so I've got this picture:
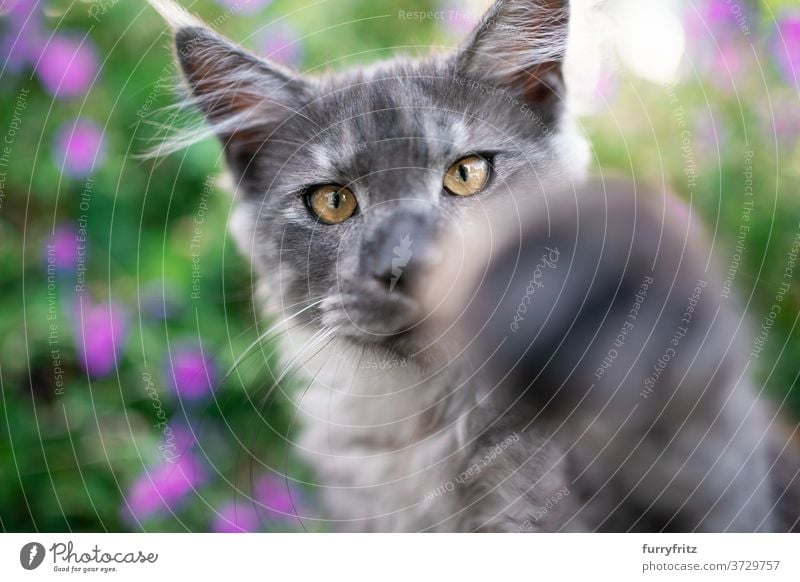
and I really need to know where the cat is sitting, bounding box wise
[148,0,799,531]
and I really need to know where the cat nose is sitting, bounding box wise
[363,211,443,294]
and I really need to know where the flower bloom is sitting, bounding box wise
[73,299,127,378]
[36,33,98,98]
[166,346,217,400]
[684,0,751,41]
[682,0,755,91]
[124,455,206,521]
[53,118,105,178]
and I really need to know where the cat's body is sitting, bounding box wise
[149,0,800,531]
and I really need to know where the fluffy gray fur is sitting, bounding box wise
[149,0,799,531]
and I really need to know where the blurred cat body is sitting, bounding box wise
[149,0,799,531]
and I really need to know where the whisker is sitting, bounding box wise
[222,298,326,384]
[248,320,334,423]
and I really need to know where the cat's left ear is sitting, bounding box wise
[148,1,311,175]
[456,0,569,105]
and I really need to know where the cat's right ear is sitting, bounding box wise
[455,0,569,106]
[148,0,311,173]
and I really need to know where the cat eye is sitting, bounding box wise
[443,155,490,197]
[307,185,358,224]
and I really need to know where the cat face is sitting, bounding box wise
[161,0,587,356]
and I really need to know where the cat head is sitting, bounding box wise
[151,0,588,358]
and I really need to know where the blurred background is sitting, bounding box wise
[0,0,798,532]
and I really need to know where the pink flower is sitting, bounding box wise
[73,298,127,378]
[683,1,755,91]
[166,346,217,401]
[53,118,105,178]
[684,0,751,41]
[124,456,206,521]
[36,33,98,98]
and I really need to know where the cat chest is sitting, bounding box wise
[289,344,472,529]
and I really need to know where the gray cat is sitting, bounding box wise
[149,0,799,531]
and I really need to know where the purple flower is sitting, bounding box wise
[772,13,800,85]
[258,24,303,68]
[214,0,272,16]
[683,0,753,77]
[0,0,44,72]
[254,474,301,520]
[684,0,751,41]
[44,224,79,273]
[213,501,260,533]
[36,33,98,98]
[166,346,217,401]
[124,456,206,521]
[682,1,755,87]
[73,299,127,378]
[52,118,105,178]
[0,0,37,13]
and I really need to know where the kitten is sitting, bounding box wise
[149,0,799,531]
